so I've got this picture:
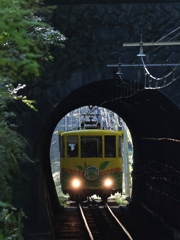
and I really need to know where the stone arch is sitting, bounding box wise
[37,79,180,232]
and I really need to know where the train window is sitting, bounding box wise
[118,136,122,157]
[81,136,102,158]
[67,136,78,157]
[105,136,116,157]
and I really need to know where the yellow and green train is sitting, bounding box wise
[58,129,123,201]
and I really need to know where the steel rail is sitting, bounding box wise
[105,203,133,240]
[79,204,94,240]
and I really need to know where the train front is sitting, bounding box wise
[59,129,123,202]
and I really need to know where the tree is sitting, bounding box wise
[0,0,65,238]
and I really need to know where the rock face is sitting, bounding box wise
[12,2,180,239]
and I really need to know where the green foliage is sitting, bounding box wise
[0,0,66,101]
[114,195,128,205]
[0,0,41,82]
[0,202,25,240]
[58,194,69,207]
[0,115,30,202]
[29,18,66,62]
[0,0,66,238]
[22,97,37,111]
[0,2,65,81]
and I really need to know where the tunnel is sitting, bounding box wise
[39,79,180,237]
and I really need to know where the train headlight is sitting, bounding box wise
[71,178,81,189]
[104,178,113,188]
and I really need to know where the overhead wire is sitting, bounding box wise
[139,26,180,88]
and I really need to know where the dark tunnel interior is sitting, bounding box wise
[40,79,180,227]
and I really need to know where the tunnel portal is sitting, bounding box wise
[39,80,180,237]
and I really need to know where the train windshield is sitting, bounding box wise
[67,136,78,157]
[81,136,102,158]
[105,136,116,157]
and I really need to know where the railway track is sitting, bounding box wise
[54,200,174,240]
[54,200,133,240]
[79,201,133,240]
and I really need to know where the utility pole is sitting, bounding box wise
[122,122,131,196]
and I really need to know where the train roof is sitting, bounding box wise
[59,129,123,136]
